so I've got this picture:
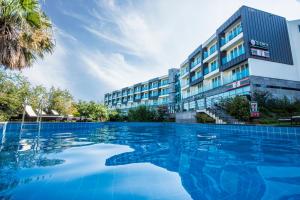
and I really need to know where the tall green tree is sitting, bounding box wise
[48,87,74,116]
[0,68,30,120]
[27,84,48,110]
[0,0,54,70]
[75,101,109,121]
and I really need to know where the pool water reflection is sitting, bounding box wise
[0,123,300,200]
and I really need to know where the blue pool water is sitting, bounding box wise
[0,122,300,200]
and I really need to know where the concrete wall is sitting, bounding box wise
[175,111,197,123]
[248,58,299,81]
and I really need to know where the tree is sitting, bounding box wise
[48,87,74,116]
[75,101,109,121]
[27,85,48,110]
[156,106,169,122]
[0,0,54,70]
[220,96,250,121]
[127,106,157,122]
[108,109,126,122]
[0,68,30,120]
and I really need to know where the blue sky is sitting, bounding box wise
[22,0,300,102]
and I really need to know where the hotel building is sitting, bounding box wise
[104,68,179,113]
[104,6,300,118]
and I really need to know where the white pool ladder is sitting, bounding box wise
[0,122,7,152]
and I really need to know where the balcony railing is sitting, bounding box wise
[223,68,249,84]
[204,63,219,76]
[222,47,245,65]
[220,26,243,47]
[141,87,148,92]
[180,68,189,76]
[191,73,203,82]
[150,93,158,97]
[191,58,202,69]
[149,84,158,89]
[203,45,217,60]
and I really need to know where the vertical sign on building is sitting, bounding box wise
[250,101,260,118]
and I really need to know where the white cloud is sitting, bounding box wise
[80,51,158,90]
[21,0,300,101]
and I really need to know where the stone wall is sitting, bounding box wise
[175,111,197,123]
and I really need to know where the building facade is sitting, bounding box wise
[104,6,300,113]
[104,68,179,112]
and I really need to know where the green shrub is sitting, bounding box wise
[220,96,250,122]
[128,106,157,122]
[109,109,127,122]
[156,106,169,122]
[196,113,215,123]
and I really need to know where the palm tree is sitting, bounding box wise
[0,0,54,70]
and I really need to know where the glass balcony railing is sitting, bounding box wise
[221,26,243,47]
[203,45,217,60]
[223,68,249,84]
[160,90,169,96]
[204,67,209,75]
[222,47,245,65]
[180,68,189,76]
[141,87,148,92]
[191,73,203,82]
[191,58,202,69]
[204,63,219,76]
[210,63,218,72]
[160,80,169,87]
[149,84,158,89]
[142,94,149,99]
[150,93,158,97]
[212,80,221,89]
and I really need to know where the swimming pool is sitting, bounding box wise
[0,122,300,200]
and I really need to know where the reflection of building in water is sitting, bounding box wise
[105,126,300,200]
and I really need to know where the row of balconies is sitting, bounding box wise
[107,83,170,99]
[180,24,244,84]
[107,90,170,102]
[106,97,170,108]
[179,67,249,99]
[182,43,245,87]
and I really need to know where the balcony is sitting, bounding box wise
[222,47,245,65]
[149,83,158,90]
[149,93,158,98]
[204,62,219,75]
[180,67,189,78]
[159,81,169,88]
[203,50,218,64]
[191,73,203,82]
[134,89,141,93]
[142,96,148,99]
[220,26,243,47]
[203,63,219,79]
[190,58,202,71]
[223,68,249,84]
[141,87,148,92]
[212,80,221,89]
